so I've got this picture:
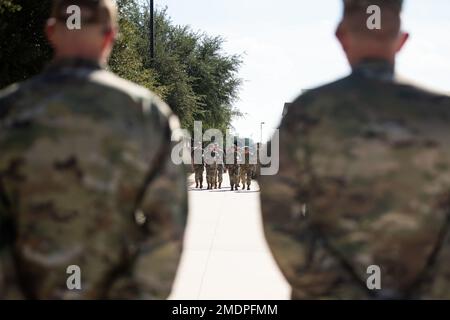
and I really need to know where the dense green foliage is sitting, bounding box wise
[0,0,53,87]
[0,0,242,132]
[0,0,20,13]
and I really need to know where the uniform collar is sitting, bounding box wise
[352,58,395,82]
[45,58,105,73]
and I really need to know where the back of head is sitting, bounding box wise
[337,0,406,66]
[342,0,403,41]
[47,0,119,62]
[51,0,118,31]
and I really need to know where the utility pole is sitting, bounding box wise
[149,0,155,63]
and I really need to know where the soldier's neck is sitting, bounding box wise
[350,55,395,68]
[351,57,396,82]
[53,52,105,66]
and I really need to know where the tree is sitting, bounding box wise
[118,1,243,132]
[0,0,243,133]
[143,7,243,132]
[0,0,20,14]
[109,0,164,97]
[0,0,52,88]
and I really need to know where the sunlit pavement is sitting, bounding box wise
[169,174,291,300]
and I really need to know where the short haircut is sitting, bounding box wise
[51,0,118,29]
[342,0,403,40]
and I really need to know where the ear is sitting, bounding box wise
[45,18,57,48]
[395,31,409,53]
[335,22,349,52]
[101,27,117,51]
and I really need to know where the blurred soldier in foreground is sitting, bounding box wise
[0,0,187,299]
[227,145,240,191]
[260,0,450,299]
[239,147,254,191]
[192,141,204,189]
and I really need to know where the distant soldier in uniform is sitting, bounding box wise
[235,146,243,189]
[216,147,226,189]
[0,0,187,300]
[239,146,254,191]
[205,148,218,190]
[192,142,204,189]
[227,145,240,191]
[216,164,224,189]
[260,0,450,299]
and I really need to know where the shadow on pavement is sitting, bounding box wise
[188,188,260,193]
[236,190,260,194]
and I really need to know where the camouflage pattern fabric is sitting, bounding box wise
[228,165,240,191]
[217,164,224,189]
[0,58,188,300]
[227,149,240,191]
[260,59,450,299]
[215,149,225,189]
[193,164,204,189]
[239,164,254,191]
[240,150,255,190]
[206,162,218,190]
[191,146,204,189]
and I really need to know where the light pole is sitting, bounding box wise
[149,0,155,63]
[260,122,265,144]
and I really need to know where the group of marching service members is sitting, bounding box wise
[191,143,258,191]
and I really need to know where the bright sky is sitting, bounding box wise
[154,0,450,141]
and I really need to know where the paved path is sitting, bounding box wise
[170,173,290,300]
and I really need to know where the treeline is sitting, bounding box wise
[0,0,243,132]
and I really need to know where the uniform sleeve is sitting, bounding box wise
[0,167,25,299]
[417,216,450,299]
[108,99,188,300]
[0,249,25,299]
[259,103,340,299]
[133,132,187,300]
[259,113,306,298]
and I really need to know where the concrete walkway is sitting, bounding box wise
[169,173,290,300]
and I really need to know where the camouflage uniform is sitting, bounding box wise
[193,164,204,189]
[0,58,188,299]
[216,149,226,189]
[216,164,224,189]
[239,150,255,191]
[227,148,240,191]
[192,147,204,189]
[260,57,450,299]
[227,164,240,191]
[205,154,218,190]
